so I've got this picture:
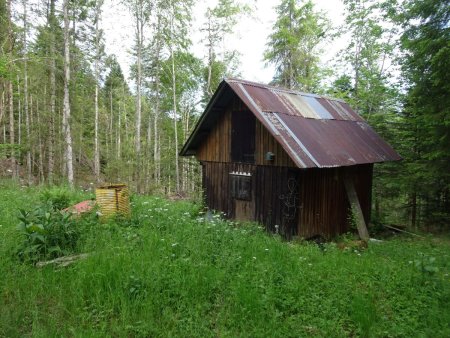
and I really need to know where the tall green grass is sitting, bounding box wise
[0,180,449,337]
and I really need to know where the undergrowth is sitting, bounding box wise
[0,180,449,337]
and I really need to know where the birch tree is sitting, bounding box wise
[21,0,32,184]
[5,0,16,177]
[125,0,152,191]
[93,0,105,182]
[201,0,243,101]
[63,0,74,186]
[151,3,164,185]
[45,0,58,184]
[163,0,193,193]
[0,0,7,128]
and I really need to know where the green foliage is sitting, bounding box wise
[0,144,23,158]
[39,185,92,210]
[15,203,80,262]
[264,0,329,91]
[0,184,449,336]
[414,253,439,276]
[397,0,450,227]
[39,188,71,210]
[201,0,245,102]
[350,293,379,337]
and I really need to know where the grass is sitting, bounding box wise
[0,180,449,337]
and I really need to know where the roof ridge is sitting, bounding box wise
[225,77,346,102]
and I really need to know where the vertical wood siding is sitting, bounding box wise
[297,164,373,238]
[255,120,296,167]
[195,95,296,167]
[196,108,231,163]
[201,162,373,239]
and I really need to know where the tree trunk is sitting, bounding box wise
[170,0,180,194]
[134,3,144,192]
[109,90,113,158]
[8,81,15,177]
[94,78,100,182]
[171,43,180,194]
[47,0,57,184]
[206,11,213,96]
[17,78,21,146]
[22,0,32,185]
[7,0,16,177]
[153,11,162,186]
[93,0,103,183]
[63,0,74,186]
[411,191,417,231]
[145,112,152,192]
[0,85,4,126]
[37,97,44,183]
[117,84,123,159]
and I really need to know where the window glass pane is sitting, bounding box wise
[230,173,252,201]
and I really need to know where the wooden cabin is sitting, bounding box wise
[180,79,401,239]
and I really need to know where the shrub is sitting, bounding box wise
[16,203,80,262]
[39,187,72,210]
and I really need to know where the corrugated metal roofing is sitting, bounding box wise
[180,78,401,168]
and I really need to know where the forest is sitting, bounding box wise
[0,0,449,231]
[0,1,449,336]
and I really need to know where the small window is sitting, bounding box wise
[230,172,252,201]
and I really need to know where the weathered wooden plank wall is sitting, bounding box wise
[255,120,296,167]
[196,109,231,163]
[196,94,296,168]
[201,162,373,239]
[296,164,372,238]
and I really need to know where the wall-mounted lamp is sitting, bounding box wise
[265,151,275,161]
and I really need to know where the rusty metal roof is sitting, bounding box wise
[180,78,401,168]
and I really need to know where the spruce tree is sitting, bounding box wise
[264,0,328,91]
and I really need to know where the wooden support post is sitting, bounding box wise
[344,174,370,242]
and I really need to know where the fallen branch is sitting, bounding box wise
[382,224,425,238]
[36,253,89,268]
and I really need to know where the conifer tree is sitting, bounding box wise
[264,0,327,91]
[399,0,450,227]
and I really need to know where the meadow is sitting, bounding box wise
[0,180,449,337]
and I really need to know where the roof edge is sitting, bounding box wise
[225,78,348,103]
[179,80,228,156]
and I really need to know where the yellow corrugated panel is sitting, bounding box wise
[95,184,131,219]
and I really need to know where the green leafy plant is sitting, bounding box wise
[39,187,73,210]
[414,253,439,275]
[16,203,80,262]
[125,274,148,300]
